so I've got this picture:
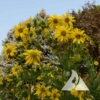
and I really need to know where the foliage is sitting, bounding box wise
[72,2,100,71]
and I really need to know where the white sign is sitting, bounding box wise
[62,70,89,91]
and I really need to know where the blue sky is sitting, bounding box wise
[0,0,100,54]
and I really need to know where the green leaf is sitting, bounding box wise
[53,80,63,90]
[22,92,28,98]
[16,81,23,87]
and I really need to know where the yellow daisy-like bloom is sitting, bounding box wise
[71,28,86,44]
[13,23,29,41]
[0,77,3,85]
[70,89,78,97]
[54,26,70,42]
[61,12,75,26]
[23,49,41,66]
[6,74,13,82]
[70,89,84,100]
[50,89,61,100]
[3,43,17,59]
[11,64,21,75]
[70,84,85,100]
[19,41,28,48]
[48,14,61,30]
[35,84,51,99]
[94,61,99,66]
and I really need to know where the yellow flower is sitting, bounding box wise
[0,77,3,85]
[23,49,41,66]
[94,61,99,66]
[13,23,29,41]
[37,76,43,80]
[50,89,61,100]
[70,87,84,100]
[3,43,17,59]
[48,14,61,30]
[70,89,78,97]
[11,64,21,75]
[61,12,75,26]
[6,74,13,82]
[35,84,51,99]
[54,26,70,42]
[19,41,28,48]
[71,28,86,44]
[41,28,49,35]
[48,72,54,78]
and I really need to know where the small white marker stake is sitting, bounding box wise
[62,70,89,91]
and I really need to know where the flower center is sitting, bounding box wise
[14,68,19,71]
[40,86,45,92]
[65,18,69,23]
[18,28,23,33]
[7,48,11,54]
[61,30,66,36]
[53,93,57,98]
[53,19,58,24]
[30,51,37,58]
[76,34,81,39]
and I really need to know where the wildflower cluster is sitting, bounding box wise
[48,12,88,44]
[0,9,99,100]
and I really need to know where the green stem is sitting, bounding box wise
[62,67,64,85]
[28,84,33,100]
[64,91,66,100]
